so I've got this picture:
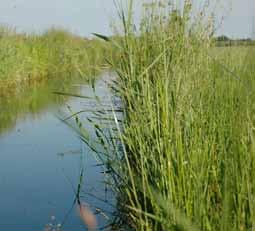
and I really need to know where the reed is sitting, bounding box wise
[80,0,255,230]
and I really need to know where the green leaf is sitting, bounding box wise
[92,33,110,42]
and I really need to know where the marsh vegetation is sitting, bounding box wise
[1,0,255,230]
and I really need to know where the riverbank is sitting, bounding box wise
[0,26,109,97]
[0,27,112,134]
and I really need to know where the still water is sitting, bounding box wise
[0,73,115,230]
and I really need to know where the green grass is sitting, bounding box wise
[79,1,255,230]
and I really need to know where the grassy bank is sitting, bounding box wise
[0,26,112,134]
[0,26,109,97]
[83,1,255,230]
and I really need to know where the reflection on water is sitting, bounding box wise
[0,72,116,231]
[0,77,79,135]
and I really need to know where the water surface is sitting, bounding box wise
[0,72,115,230]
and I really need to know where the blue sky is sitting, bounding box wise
[0,0,254,38]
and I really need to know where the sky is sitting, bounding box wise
[0,0,254,38]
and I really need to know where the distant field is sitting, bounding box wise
[216,40,255,47]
